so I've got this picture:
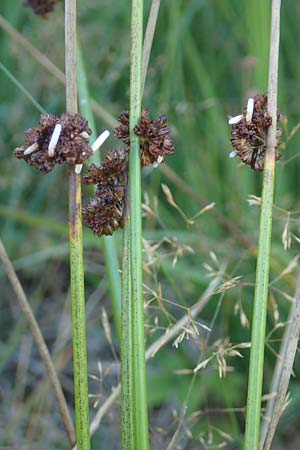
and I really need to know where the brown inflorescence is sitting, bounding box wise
[230,93,282,172]
[115,107,174,167]
[14,113,93,173]
[23,0,59,17]
[83,107,174,237]
[82,148,128,236]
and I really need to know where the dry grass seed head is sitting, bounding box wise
[193,338,250,377]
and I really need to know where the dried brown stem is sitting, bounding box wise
[266,0,281,165]
[142,0,161,92]
[261,276,300,450]
[0,239,75,445]
[65,1,77,114]
[0,14,117,128]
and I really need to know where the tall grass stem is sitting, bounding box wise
[244,2,281,450]
[65,1,91,449]
[121,194,134,449]
[129,0,149,447]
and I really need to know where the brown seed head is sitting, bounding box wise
[230,93,282,172]
[83,148,128,188]
[83,189,124,237]
[14,113,93,173]
[115,107,174,167]
[23,0,59,17]
[114,111,130,145]
[83,107,175,237]
[82,148,128,236]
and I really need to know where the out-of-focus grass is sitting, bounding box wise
[1,0,300,448]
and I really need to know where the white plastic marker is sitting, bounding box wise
[91,129,110,153]
[228,114,243,125]
[153,155,164,168]
[245,98,254,123]
[75,164,83,174]
[75,129,110,174]
[48,123,62,156]
[24,142,38,155]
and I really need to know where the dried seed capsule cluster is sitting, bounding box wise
[229,93,282,172]
[23,0,59,17]
[115,107,174,167]
[83,148,128,236]
[14,108,174,237]
[14,113,93,173]
[82,108,174,237]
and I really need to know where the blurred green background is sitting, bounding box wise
[1,1,300,449]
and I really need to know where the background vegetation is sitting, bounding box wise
[1,0,300,448]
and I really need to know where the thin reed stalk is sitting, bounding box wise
[261,275,300,450]
[65,1,90,449]
[0,239,76,446]
[120,0,149,447]
[244,2,281,450]
[142,0,160,91]
[121,194,134,449]
[129,0,149,448]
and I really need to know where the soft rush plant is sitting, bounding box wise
[121,0,149,449]
[243,1,281,450]
[65,1,90,449]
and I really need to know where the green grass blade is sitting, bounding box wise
[0,61,45,114]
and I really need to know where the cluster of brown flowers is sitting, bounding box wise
[83,108,174,236]
[115,107,174,167]
[83,148,128,236]
[23,0,59,17]
[14,113,93,173]
[229,93,282,172]
[14,107,174,237]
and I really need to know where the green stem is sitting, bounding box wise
[121,196,135,449]
[0,62,45,114]
[129,0,149,449]
[76,41,122,342]
[68,169,91,450]
[65,1,91,449]
[244,2,281,450]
